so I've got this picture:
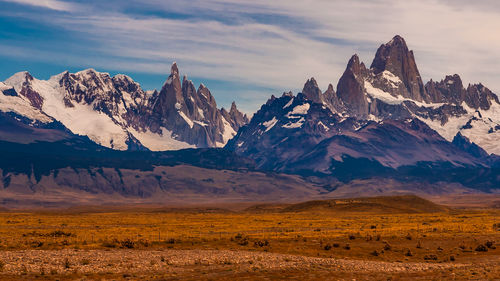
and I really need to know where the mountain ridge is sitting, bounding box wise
[1,63,249,151]
[226,35,499,191]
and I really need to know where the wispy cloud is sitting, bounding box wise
[0,0,78,12]
[1,0,500,112]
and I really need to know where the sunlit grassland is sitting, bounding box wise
[0,208,498,262]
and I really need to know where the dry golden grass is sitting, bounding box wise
[0,196,499,280]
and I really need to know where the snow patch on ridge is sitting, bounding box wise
[317,121,329,131]
[178,111,194,128]
[364,81,444,108]
[381,70,402,88]
[283,98,294,109]
[217,116,236,147]
[282,117,305,129]
[129,127,194,151]
[263,117,278,132]
[286,103,310,119]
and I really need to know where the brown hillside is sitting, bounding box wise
[259,195,450,214]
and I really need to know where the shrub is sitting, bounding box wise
[370,250,379,256]
[120,238,135,249]
[424,254,438,261]
[343,244,351,250]
[475,244,488,252]
[332,243,340,248]
[405,249,413,256]
[485,241,495,249]
[324,244,332,251]
[237,238,249,246]
[383,242,392,251]
[254,240,269,247]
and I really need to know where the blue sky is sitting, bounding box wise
[1,0,499,114]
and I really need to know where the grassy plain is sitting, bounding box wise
[0,195,498,280]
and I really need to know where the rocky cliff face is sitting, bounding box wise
[370,35,427,102]
[1,63,248,151]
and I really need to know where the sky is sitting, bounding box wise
[1,0,499,114]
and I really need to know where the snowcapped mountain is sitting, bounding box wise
[226,35,499,187]
[332,35,500,155]
[0,63,248,151]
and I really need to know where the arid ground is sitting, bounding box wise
[0,195,499,280]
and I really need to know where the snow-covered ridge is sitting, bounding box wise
[418,102,500,155]
[1,67,242,151]
[362,78,500,155]
[364,80,443,108]
[0,81,53,123]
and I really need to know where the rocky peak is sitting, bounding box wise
[147,63,248,147]
[302,77,323,104]
[112,74,143,97]
[425,74,466,105]
[5,71,34,92]
[153,63,184,120]
[323,83,344,113]
[452,132,488,158]
[466,83,500,110]
[4,72,44,110]
[181,76,199,117]
[425,74,499,110]
[346,54,366,76]
[336,54,369,117]
[228,101,249,128]
[164,62,182,96]
[371,35,426,101]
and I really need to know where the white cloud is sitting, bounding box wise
[1,0,77,12]
[2,0,500,112]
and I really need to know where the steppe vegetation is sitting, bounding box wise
[0,196,498,280]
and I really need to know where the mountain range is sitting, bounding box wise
[0,63,248,151]
[0,35,499,207]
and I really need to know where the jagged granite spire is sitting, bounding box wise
[371,35,426,101]
[302,77,323,104]
[336,54,369,117]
